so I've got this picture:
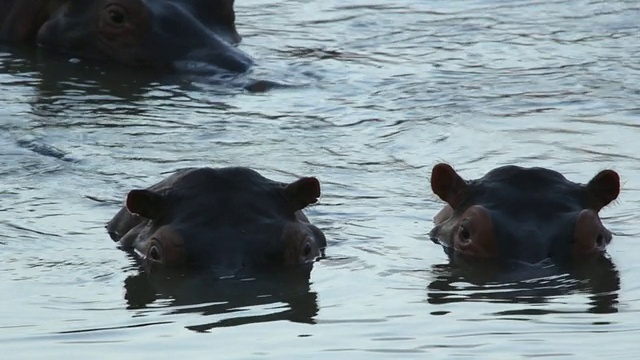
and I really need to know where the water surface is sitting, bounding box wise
[1,0,640,358]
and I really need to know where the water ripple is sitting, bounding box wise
[1,0,640,358]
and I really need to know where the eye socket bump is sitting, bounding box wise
[148,244,161,262]
[596,233,605,247]
[103,5,127,27]
[302,242,312,257]
[451,206,497,258]
[574,209,611,254]
[458,223,471,243]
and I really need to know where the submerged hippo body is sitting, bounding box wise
[429,163,620,264]
[0,0,253,72]
[107,167,326,274]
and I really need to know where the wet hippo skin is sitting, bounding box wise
[0,0,253,72]
[107,167,326,274]
[429,163,620,264]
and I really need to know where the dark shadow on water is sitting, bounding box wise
[0,45,291,105]
[2,45,168,100]
[123,262,319,333]
[427,254,620,314]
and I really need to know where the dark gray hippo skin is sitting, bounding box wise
[429,163,620,265]
[107,167,326,274]
[0,0,253,72]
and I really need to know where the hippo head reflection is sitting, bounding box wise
[123,261,319,332]
[427,253,620,314]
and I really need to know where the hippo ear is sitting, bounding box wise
[285,177,321,210]
[586,170,620,211]
[431,163,468,207]
[125,190,167,220]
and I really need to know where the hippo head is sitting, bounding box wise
[36,0,253,71]
[107,168,326,274]
[429,163,620,264]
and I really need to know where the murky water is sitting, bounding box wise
[2,0,640,358]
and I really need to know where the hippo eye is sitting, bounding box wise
[302,242,312,257]
[149,244,161,262]
[104,5,127,27]
[109,10,125,24]
[458,225,471,243]
[596,233,605,247]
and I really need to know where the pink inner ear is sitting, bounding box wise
[431,163,465,206]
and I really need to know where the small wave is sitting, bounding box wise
[15,138,75,162]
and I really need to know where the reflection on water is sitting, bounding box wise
[2,46,160,100]
[2,0,640,357]
[427,254,620,314]
[0,45,271,118]
[124,261,319,333]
